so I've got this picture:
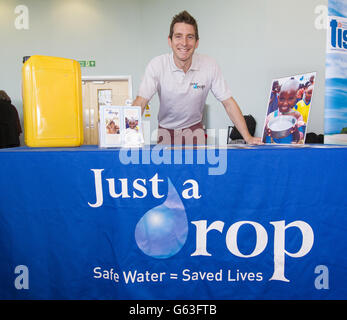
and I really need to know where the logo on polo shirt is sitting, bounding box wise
[190,82,206,90]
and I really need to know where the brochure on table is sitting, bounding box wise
[99,105,144,148]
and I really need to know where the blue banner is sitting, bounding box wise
[0,145,346,299]
[325,0,347,144]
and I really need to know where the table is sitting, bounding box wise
[0,145,346,299]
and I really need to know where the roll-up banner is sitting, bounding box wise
[324,0,347,144]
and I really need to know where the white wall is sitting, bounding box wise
[0,0,328,144]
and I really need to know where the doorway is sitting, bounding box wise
[82,76,132,145]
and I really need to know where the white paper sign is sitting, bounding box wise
[99,105,144,148]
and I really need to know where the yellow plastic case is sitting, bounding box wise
[22,55,84,147]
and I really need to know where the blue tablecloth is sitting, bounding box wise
[0,145,346,299]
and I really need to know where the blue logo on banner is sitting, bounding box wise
[135,179,188,259]
[330,18,347,51]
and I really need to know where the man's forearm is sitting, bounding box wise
[132,96,149,114]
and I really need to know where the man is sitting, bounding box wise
[132,10,261,145]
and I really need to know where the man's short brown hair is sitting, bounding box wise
[169,10,199,40]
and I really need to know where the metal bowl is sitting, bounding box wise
[268,115,297,139]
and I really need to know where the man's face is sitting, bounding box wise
[168,22,199,65]
[278,89,297,113]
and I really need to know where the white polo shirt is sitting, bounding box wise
[138,53,232,130]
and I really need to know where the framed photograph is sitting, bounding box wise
[99,106,122,147]
[99,105,144,148]
[123,107,144,147]
[261,72,316,144]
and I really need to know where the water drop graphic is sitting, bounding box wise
[135,178,188,259]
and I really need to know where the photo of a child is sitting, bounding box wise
[123,108,144,147]
[262,72,316,144]
[103,108,121,145]
[106,120,120,134]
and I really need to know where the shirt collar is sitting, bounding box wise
[169,53,199,72]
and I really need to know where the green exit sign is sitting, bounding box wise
[78,60,96,67]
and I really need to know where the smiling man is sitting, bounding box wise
[133,10,261,145]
